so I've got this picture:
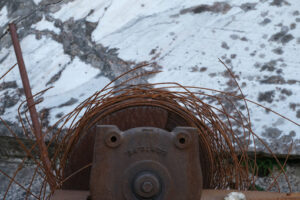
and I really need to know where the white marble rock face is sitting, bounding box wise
[0,0,299,155]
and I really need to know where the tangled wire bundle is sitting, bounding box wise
[0,63,298,199]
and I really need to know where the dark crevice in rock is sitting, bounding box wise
[1,0,156,88]
[55,112,64,118]
[180,2,231,15]
[240,3,257,12]
[0,0,162,128]
[45,62,69,86]
[0,53,9,64]
[0,81,18,91]
[270,0,291,7]
[58,97,78,108]
[49,17,156,85]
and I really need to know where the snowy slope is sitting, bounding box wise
[0,0,299,154]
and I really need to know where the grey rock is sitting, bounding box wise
[280,89,292,96]
[256,164,300,193]
[293,11,300,16]
[272,47,284,55]
[296,110,300,118]
[221,41,230,49]
[262,127,282,138]
[259,18,271,26]
[258,91,275,103]
[230,34,239,40]
[260,75,286,84]
[290,23,296,30]
[240,3,257,12]
[269,30,294,44]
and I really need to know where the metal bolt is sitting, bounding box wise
[142,181,153,193]
[133,173,160,198]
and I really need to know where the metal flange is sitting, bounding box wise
[90,125,203,200]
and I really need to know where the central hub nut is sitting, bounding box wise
[142,181,153,193]
[133,172,160,198]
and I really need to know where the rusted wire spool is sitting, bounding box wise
[56,84,251,192]
[62,98,214,190]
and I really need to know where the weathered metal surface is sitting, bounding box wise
[90,125,202,200]
[51,190,300,200]
[8,23,55,189]
[62,105,212,190]
[62,106,169,190]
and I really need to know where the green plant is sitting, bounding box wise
[242,157,286,177]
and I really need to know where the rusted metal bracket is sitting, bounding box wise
[90,125,202,200]
[8,23,55,189]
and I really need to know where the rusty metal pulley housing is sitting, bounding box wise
[90,125,202,200]
[62,105,213,191]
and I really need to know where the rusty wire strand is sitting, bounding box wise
[0,63,17,80]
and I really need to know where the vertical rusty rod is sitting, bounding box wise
[9,23,56,190]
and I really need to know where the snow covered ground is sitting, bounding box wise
[0,0,299,154]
